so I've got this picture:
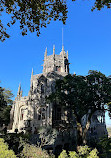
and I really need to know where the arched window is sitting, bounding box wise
[41,84,44,93]
[20,109,24,120]
[42,108,45,120]
[38,108,46,120]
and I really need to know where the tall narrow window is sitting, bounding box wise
[41,84,44,93]
[38,109,41,120]
[20,109,24,120]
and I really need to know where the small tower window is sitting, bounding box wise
[56,66,61,72]
[42,113,45,120]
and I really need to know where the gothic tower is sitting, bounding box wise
[43,45,69,74]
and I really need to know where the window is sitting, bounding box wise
[38,109,41,120]
[42,113,45,120]
[38,114,41,120]
[41,84,44,93]
[56,66,61,72]
[20,109,24,120]
[38,108,46,120]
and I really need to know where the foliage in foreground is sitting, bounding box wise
[20,143,50,158]
[38,126,58,147]
[0,138,16,158]
[1,133,31,155]
[98,137,111,158]
[1,0,111,41]
[2,133,54,157]
[59,145,99,158]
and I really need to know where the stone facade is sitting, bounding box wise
[10,45,107,143]
[10,46,69,133]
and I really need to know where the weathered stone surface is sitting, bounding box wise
[10,46,69,133]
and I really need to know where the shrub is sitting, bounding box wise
[58,150,68,158]
[0,138,16,158]
[21,143,50,158]
[59,145,99,158]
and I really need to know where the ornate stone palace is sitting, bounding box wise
[10,45,107,147]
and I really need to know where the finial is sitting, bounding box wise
[62,45,64,51]
[31,68,33,77]
[53,45,55,55]
[44,47,47,57]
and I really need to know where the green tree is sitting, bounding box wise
[58,145,99,158]
[98,137,111,158]
[47,70,111,146]
[0,0,67,42]
[38,126,58,147]
[0,138,16,158]
[21,143,50,158]
[0,85,13,126]
[0,0,111,42]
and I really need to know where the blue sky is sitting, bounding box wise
[0,0,111,126]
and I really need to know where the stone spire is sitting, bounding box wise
[31,68,33,79]
[30,81,33,92]
[44,47,47,59]
[53,45,55,55]
[17,83,22,98]
[17,83,21,96]
[67,51,68,59]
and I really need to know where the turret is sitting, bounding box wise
[43,45,69,74]
[17,83,21,96]
[17,83,22,99]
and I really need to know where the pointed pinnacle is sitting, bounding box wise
[62,45,64,51]
[53,45,55,55]
[18,83,21,95]
[31,68,33,76]
[45,47,47,56]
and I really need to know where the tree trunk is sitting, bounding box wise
[82,120,91,145]
[76,112,92,146]
[77,122,83,146]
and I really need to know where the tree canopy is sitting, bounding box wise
[0,0,67,42]
[0,0,111,42]
[47,70,111,145]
